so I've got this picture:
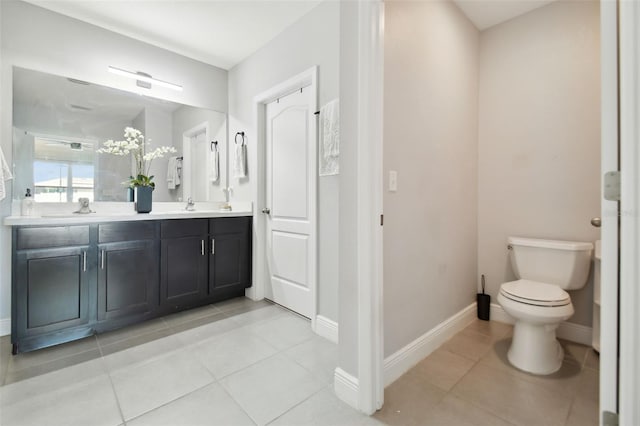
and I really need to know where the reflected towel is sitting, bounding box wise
[234,143,247,178]
[167,156,180,190]
[0,146,13,201]
[210,150,219,183]
[319,99,339,176]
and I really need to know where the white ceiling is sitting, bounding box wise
[453,0,556,30]
[23,0,323,70]
[23,0,555,70]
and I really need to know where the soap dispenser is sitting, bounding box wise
[21,188,34,216]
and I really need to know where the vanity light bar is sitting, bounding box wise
[108,66,183,92]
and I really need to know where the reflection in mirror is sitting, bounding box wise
[12,67,227,203]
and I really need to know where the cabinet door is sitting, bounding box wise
[209,217,252,296]
[97,240,159,321]
[14,246,92,337]
[160,236,208,309]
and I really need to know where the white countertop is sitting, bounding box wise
[3,201,253,226]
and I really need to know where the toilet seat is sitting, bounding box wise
[500,280,571,307]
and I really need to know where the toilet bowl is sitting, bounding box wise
[498,237,593,375]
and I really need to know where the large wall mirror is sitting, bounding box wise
[12,67,227,203]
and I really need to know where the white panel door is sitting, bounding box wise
[264,87,315,318]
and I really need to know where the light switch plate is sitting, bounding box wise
[389,170,398,192]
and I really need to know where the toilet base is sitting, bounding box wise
[507,321,564,375]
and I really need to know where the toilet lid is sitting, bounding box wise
[500,280,571,307]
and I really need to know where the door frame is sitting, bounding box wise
[249,66,318,330]
[182,121,210,201]
[618,0,640,423]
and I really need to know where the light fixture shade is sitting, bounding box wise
[108,66,183,91]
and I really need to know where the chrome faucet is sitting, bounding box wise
[185,197,196,211]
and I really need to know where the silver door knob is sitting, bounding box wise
[591,217,601,228]
[262,208,271,214]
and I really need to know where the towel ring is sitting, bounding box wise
[235,131,246,145]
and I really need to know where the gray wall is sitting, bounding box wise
[0,0,228,333]
[227,0,340,322]
[383,0,480,357]
[477,0,601,327]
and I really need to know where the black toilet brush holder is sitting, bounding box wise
[477,274,490,321]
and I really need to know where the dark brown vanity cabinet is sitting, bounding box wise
[11,216,252,354]
[97,222,159,323]
[160,219,209,310]
[209,217,252,298]
[12,226,96,353]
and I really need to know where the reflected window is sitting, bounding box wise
[33,137,95,202]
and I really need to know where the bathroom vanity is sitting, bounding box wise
[5,207,252,354]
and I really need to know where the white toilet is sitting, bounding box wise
[498,236,593,375]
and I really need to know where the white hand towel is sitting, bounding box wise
[319,99,340,176]
[234,143,247,178]
[210,150,219,183]
[166,156,179,190]
[0,146,13,201]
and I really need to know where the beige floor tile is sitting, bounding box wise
[7,335,98,372]
[228,304,289,326]
[162,303,220,327]
[270,387,384,426]
[110,349,214,421]
[172,312,242,345]
[245,314,315,351]
[101,332,182,372]
[194,327,278,379]
[464,320,513,340]
[214,297,273,314]
[0,335,13,386]
[128,382,254,426]
[373,372,446,426]
[0,373,121,426]
[558,339,589,366]
[565,368,599,426]
[282,336,338,384]
[451,362,572,426]
[407,347,476,392]
[220,353,325,425]
[442,329,494,361]
[478,338,582,396]
[584,349,599,371]
[4,348,103,385]
[422,394,515,426]
[97,317,168,346]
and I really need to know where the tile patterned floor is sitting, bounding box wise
[0,301,600,426]
[374,320,600,426]
[0,299,370,426]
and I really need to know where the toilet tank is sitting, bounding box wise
[508,237,594,290]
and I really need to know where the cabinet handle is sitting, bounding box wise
[101,250,105,269]
[201,240,205,256]
[211,239,215,255]
[83,251,87,272]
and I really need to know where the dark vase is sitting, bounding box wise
[135,186,153,213]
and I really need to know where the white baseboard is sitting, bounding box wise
[491,303,593,346]
[383,303,476,387]
[315,315,339,344]
[0,318,10,337]
[334,367,359,410]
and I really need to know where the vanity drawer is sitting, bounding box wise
[17,226,90,250]
[99,222,157,243]
[161,219,208,239]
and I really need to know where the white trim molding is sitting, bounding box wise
[383,303,476,387]
[490,303,593,346]
[0,318,10,337]
[315,315,338,344]
[334,367,359,410]
[619,0,640,423]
